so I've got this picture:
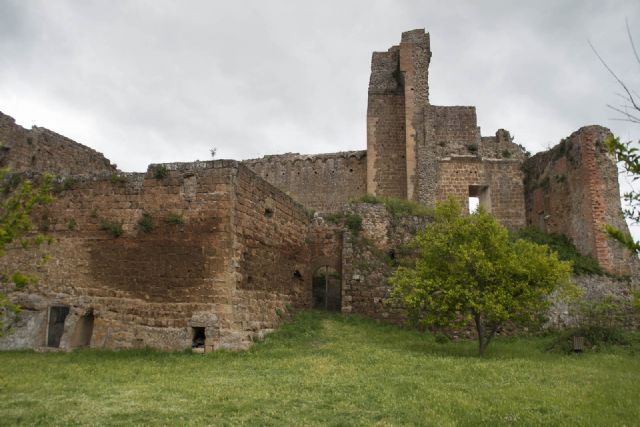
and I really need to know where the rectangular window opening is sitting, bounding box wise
[192,327,206,348]
[469,185,491,214]
[468,196,480,213]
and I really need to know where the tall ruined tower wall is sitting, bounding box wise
[366,30,431,200]
[523,126,638,276]
[366,30,527,228]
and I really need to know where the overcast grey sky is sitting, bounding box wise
[1,1,639,232]
[1,0,638,168]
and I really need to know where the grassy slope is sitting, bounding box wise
[0,312,639,426]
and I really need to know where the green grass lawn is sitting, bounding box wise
[1,311,639,426]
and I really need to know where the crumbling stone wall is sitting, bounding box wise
[434,156,526,229]
[548,274,639,329]
[340,203,430,323]
[365,31,527,230]
[230,164,311,348]
[0,111,116,176]
[243,151,367,213]
[0,160,314,352]
[523,126,638,276]
[367,46,407,199]
[366,30,431,200]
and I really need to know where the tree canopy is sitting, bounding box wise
[390,199,575,355]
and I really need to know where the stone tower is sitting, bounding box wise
[367,29,431,201]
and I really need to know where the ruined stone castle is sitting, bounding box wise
[0,29,637,352]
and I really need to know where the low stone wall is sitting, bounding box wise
[339,203,430,323]
[548,274,639,329]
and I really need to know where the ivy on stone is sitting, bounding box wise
[0,170,53,334]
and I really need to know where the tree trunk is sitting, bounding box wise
[474,314,486,356]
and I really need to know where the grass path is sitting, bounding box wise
[0,311,639,426]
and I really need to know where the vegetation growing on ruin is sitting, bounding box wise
[512,227,604,275]
[547,294,638,353]
[137,212,154,233]
[321,212,363,236]
[109,173,128,185]
[354,194,432,218]
[51,176,78,193]
[344,214,362,236]
[0,170,52,333]
[0,311,639,425]
[152,165,169,179]
[99,219,124,238]
[163,213,184,225]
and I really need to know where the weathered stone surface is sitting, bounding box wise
[243,151,366,213]
[0,111,116,176]
[0,161,311,351]
[523,126,640,276]
[1,29,637,352]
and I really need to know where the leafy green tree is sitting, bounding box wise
[0,170,52,333]
[390,199,575,355]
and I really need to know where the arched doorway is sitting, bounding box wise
[312,266,341,311]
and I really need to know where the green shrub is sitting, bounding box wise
[67,218,77,231]
[11,272,34,288]
[137,213,154,233]
[548,295,635,353]
[383,197,431,218]
[357,193,383,204]
[323,212,345,224]
[547,326,630,353]
[62,177,78,191]
[110,173,127,185]
[100,219,123,237]
[345,214,363,236]
[164,213,184,225]
[153,165,169,179]
[512,226,603,275]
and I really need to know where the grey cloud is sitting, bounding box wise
[0,0,639,173]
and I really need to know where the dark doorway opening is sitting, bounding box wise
[312,266,341,311]
[47,306,69,348]
[70,310,94,348]
[192,327,206,348]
